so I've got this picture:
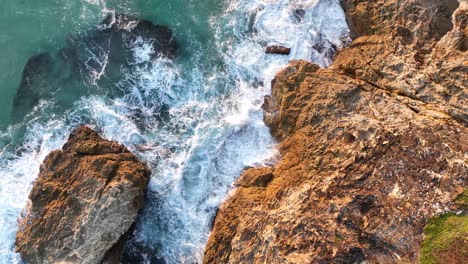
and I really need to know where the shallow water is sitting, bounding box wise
[0,0,349,263]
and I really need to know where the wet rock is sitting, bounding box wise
[293,9,306,23]
[121,240,166,264]
[312,33,339,61]
[204,0,467,263]
[265,45,291,55]
[261,95,272,111]
[15,126,150,264]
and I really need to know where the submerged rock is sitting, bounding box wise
[15,126,149,264]
[293,9,306,23]
[205,0,467,263]
[13,53,53,120]
[67,13,178,78]
[102,13,178,58]
[12,14,178,123]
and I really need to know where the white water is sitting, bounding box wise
[0,0,349,263]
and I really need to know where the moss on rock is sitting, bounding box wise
[420,193,468,264]
[454,189,468,210]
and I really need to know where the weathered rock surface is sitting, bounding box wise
[15,126,149,264]
[205,0,467,263]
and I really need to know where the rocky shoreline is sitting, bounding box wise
[204,0,467,263]
[13,0,467,263]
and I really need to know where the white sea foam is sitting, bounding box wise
[0,115,69,264]
[0,0,349,263]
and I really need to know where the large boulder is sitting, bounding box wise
[15,126,150,264]
[204,0,467,263]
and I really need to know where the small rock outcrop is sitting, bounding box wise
[15,126,149,264]
[205,0,467,263]
[266,45,291,55]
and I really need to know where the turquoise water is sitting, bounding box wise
[0,0,349,263]
[0,0,222,127]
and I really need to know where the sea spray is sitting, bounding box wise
[0,0,349,263]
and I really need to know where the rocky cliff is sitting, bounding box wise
[15,126,149,264]
[204,0,467,263]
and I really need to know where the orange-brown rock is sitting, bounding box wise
[204,0,467,263]
[15,126,149,264]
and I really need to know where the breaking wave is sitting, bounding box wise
[0,0,349,263]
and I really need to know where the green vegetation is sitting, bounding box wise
[420,191,468,264]
[454,189,468,210]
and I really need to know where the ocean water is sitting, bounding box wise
[0,0,349,263]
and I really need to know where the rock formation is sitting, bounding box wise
[204,0,467,263]
[266,45,291,55]
[15,126,149,264]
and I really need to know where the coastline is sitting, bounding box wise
[204,0,467,263]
